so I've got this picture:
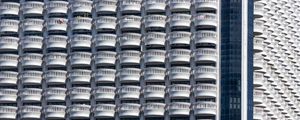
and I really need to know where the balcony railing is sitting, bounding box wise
[21,36,43,50]
[70,0,92,13]
[21,1,44,15]
[144,0,166,12]
[67,104,90,118]
[0,2,20,15]
[93,86,116,101]
[94,0,117,13]
[118,33,141,47]
[70,34,92,49]
[93,34,116,48]
[118,68,141,82]
[168,84,191,98]
[143,103,165,116]
[19,71,43,85]
[118,86,141,100]
[143,85,166,99]
[0,37,19,51]
[46,1,68,14]
[144,32,166,46]
[93,104,116,118]
[118,103,141,117]
[193,101,217,115]
[168,102,191,116]
[0,71,18,85]
[68,87,91,101]
[93,69,116,83]
[46,35,68,49]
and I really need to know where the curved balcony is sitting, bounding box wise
[254,54,264,70]
[94,0,117,13]
[169,14,191,28]
[70,34,92,49]
[193,102,217,116]
[68,87,91,101]
[21,19,44,32]
[21,36,43,50]
[93,86,116,101]
[144,50,166,64]
[144,0,166,12]
[254,2,264,18]
[168,31,191,45]
[118,86,141,100]
[119,33,141,47]
[194,0,217,11]
[46,1,68,14]
[168,49,191,63]
[194,31,217,45]
[21,1,44,15]
[144,32,166,46]
[194,13,218,27]
[193,84,217,98]
[119,15,142,30]
[69,52,92,67]
[0,37,19,51]
[46,35,68,49]
[93,104,115,118]
[44,88,66,102]
[20,53,43,68]
[95,16,117,31]
[0,2,20,15]
[19,88,42,102]
[0,19,19,33]
[44,70,67,85]
[94,51,116,66]
[19,71,42,85]
[18,106,41,120]
[0,89,17,103]
[144,15,166,29]
[46,18,68,31]
[0,54,18,68]
[194,48,217,63]
[119,50,141,65]
[143,103,165,117]
[168,67,191,81]
[118,103,140,117]
[45,52,67,67]
[253,89,263,104]
[0,71,18,85]
[44,105,66,119]
[143,85,166,100]
[93,34,116,49]
[254,72,264,87]
[93,69,116,83]
[71,17,92,31]
[68,105,90,119]
[254,37,264,52]
[168,0,191,11]
[168,102,190,116]
[143,67,166,82]
[118,68,141,83]
[254,20,264,35]
[119,0,142,13]
[0,106,17,120]
[253,107,263,120]
[168,84,191,98]
[194,66,217,81]
[70,0,92,13]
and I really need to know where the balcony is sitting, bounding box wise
[144,50,166,64]
[93,104,115,118]
[119,15,142,30]
[168,84,191,98]
[94,16,117,31]
[168,0,191,11]
[46,18,68,31]
[194,13,218,28]
[168,49,191,63]
[169,14,191,28]
[94,51,116,66]
[18,106,41,119]
[193,84,217,98]
[71,17,92,31]
[0,106,17,120]
[44,88,66,102]
[194,48,217,63]
[144,32,166,46]
[118,86,141,100]
[144,15,166,29]
[118,68,141,83]
[0,71,18,85]
[194,0,217,11]
[68,105,90,119]
[168,31,191,45]
[119,0,142,13]
[94,0,117,13]
[143,103,165,117]
[93,34,116,49]
[93,86,116,101]
[19,71,42,85]
[0,2,20,15]
[44,105,66,119]
[21,36,43,50]
[194,66,217,81]
[254,54,264,70]
[21,19,44,32]
[21,1,44,15]
[254,72,264,87]
[45,52,67,67]
[119,50,141,65]
[194,31,217,45]
[0,37,19,51]
[46,1,68,14]
[46,35,68,50]
[168,67,191,81]
[144,0,166,12]
[254,20,264,35]
[44,70,67,85]
[70,34,92,49]
[143,67,166,82]
[0,19,19,33]
[254,37,264,52]
[254,2,264,18]
[68,87,91,101]
[193,102,217,116]
[93,69,116,83]
[253,89,263,104]
[119,33,141,47]
[69,52,92,67]
[118,103,140,117]
[143,85,166,99]
[0,54,18,68]
[70,0,92,13]
[253,107,264,120]
[20,53,43,68]
[19,88,42,102]
[168,102,190,116]
[0,89,17,103]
